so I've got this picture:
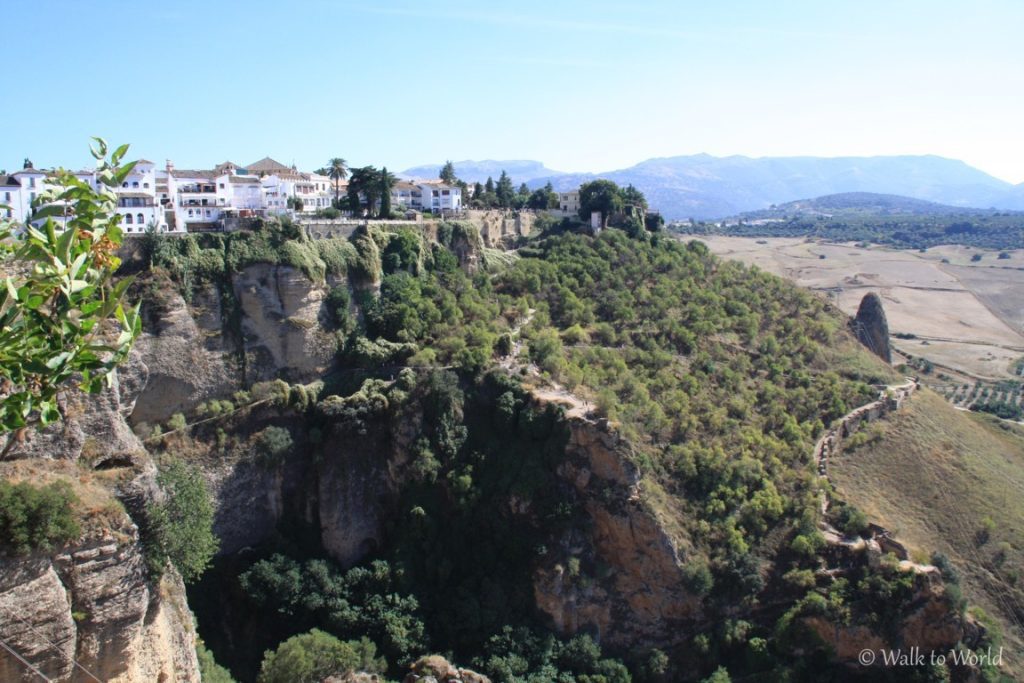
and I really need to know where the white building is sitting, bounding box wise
[391,181,422,211]
[9,167,47,221]
[247,157,332,214]
[415,180,462,213]
[1,174,25,221]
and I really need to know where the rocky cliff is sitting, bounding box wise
[534,415,702,649]
[0,352,201,682]
[0,527,199,683]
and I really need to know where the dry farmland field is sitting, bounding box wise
[686,235,1024,383]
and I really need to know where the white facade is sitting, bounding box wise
[416,181,462,213]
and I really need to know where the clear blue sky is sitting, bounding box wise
[3,0,1022,182]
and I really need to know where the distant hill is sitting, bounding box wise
[399,160,566,184]
[404,154,1024,220]
[739,192,1005,219]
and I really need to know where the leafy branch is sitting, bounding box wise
[0,138,141,447]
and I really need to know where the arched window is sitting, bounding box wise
[125,214,133,224]
[137,213,145,225]
[132,181,139,188]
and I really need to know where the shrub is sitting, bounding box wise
[197,641,236,683]
[167,413,187,431]
[257,630,384,683]
[682,559,714,596]
[144,458,218,582]
[257,426,294,464]
[0,480,80,554]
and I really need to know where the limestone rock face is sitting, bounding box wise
[131,283,239,425]
[852,292,892,363]
[462,209,534,248]
[534,417,702,649]
[0,528,200,683]
[232,264,339,383]
[802,564,981,668]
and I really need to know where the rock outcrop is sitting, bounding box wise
[852,292,892,363]
[403,655,490,683]
[131,283,239,425]
[232,263,339,383]
[534,415,701,649]
[462,209,534,249]
[0,349,200,682]
[0,527,200,682]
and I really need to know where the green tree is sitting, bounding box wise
[257,630,384,683]
[378,167,396,218]
[473,182,485,199]
[347,166,380,217]
[496,171,515,208]
[0,139,141,443]
[145,458,218,582]
[326,157,349,205]
[528,182,558,210]
[197,642,236,683]
[439,160,458,184]
[484,176,495,194]
[579,179,623,227]
[620,183,648,210]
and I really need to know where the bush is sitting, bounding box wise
[197,641,236,683]
[0,480,80,554]
[682,559,714,596]
[144,459,218,582]
[167,413,187,431]
[258,426,294,464]
[257,629,384,683]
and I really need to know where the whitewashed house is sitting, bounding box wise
[247,157,332,214]
[416,180,462,213]
[1,174,24,221]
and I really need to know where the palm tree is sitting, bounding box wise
[327,157,349,206]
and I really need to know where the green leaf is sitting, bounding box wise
[111,144,130,165]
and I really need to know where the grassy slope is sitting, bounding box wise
[830,389,1024,655]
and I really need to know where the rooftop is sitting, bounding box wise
[245,157,294,174]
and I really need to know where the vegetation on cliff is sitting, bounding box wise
[129,215,989,680]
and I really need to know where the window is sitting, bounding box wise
[442,190,450,196]
[132,181,139,188]
[29,178,35,188]
[137,213,145,224]
[125,214,133,224]
[219,183,224,189]
[3,192,9,201]
[188,209,194,216]
[143,183,149,189]
[122,182,128,188]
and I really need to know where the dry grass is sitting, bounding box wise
[830,389,1024,660]
[0,459,132,538]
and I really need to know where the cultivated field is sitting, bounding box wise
[688,235,1024,380]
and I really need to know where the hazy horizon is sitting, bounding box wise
[2,0,1022,183]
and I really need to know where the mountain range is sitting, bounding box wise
[401,154,1024,220]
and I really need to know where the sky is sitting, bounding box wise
[2,0,1023,183]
